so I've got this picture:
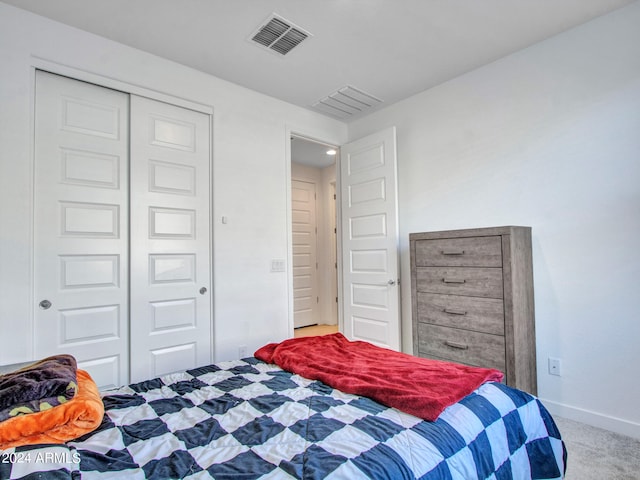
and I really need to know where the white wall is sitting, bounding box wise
[0,3,347,366]
[348,2,640,438]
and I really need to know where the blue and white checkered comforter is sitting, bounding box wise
[0,357,565,479]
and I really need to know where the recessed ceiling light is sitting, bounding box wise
[326,149,337,156]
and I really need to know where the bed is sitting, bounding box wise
[0,335,566,479]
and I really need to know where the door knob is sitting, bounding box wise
[199,287,207,295]
[39,299,52,310]
[388,280,396,286]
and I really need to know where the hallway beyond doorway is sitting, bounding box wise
[293,324,338,338]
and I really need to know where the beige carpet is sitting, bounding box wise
[554,416,640,479]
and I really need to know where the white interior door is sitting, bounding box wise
[292,180,318,328]
[33,71,130,389]
[129,96,212,382]
[340,127,400,350]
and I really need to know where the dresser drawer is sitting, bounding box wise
[416,267,503,298]
[416,293,504,335]
[417,324,506,371]
[415,236,502,267]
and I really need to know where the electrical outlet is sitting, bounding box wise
[239,345,248,358]
[548,357,561,376]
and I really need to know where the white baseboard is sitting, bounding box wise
[540,397,640,440]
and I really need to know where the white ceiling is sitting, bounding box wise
[3,0,635,120]
[292,136,338,169]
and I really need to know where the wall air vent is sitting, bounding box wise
[250,14,311,56]
[311,86,383,119]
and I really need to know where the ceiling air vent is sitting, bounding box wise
[250,14,311,56]
[311,86,383,119]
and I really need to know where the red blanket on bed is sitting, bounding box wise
[255,333,503,421]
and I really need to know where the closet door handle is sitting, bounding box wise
[199,287,207,295]
[39,299,52,310]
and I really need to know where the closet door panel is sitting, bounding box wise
[33,71,129,389]
[129,96,212,383]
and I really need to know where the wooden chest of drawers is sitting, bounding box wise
[410,226,537,394]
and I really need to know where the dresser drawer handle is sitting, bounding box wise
[442,278,466,284]
[445,341,469,350]
[443,308,467,316]
[441,250,465,255]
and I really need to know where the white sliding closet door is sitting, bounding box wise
[33,71,213,388]
[129,96,212,383]
[34,71,130,389]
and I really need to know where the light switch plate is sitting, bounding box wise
[271,259,285,272]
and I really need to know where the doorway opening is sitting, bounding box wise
[290,135,339,332]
